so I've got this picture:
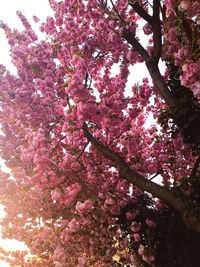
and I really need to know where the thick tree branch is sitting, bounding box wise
[83,122,200,233]
[123,29,175,107]
[122,28,151,62]
[145,59,175,107]
[129,0,153,25]
[83,122,177,206]
[152,0,162,62]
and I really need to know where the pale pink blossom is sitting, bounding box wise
[75,199,93,214]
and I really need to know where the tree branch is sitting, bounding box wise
[145,58,175,107]
[152,0,162,62]
[110,0,125,23]
[148,171,161,181]
[122,28,151,62]
[82,123,177,205]
[82,122,200,233]
[123,29,175,108]
[129,0,153,25]
[77,141,90,161]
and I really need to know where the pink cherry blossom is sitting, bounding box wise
[75,200,93,214]
[0,1,199,266]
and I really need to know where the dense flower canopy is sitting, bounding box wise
[0,0,200,266]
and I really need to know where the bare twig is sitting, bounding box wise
[77,141,90,161]
[108,131,124,146]
[49,135,67,157]
[66,94,71,108]
[110,0,126,23]
[148,172,160,181]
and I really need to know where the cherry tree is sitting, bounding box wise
[0,0,200,266]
